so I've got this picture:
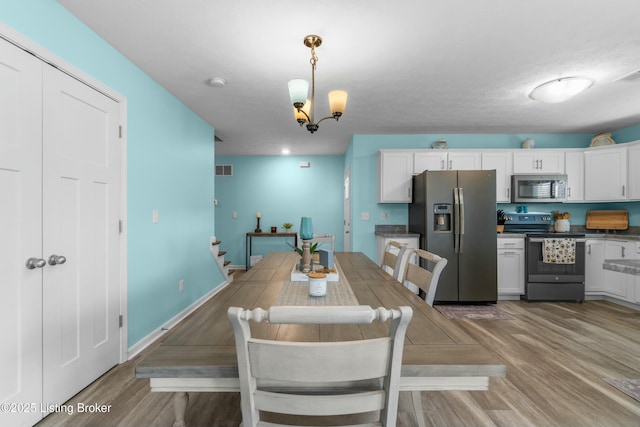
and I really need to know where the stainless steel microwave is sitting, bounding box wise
[511,174,567,203]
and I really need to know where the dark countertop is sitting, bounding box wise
[603,259,640,276]
[374,224,420,238]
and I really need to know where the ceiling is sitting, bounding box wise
[57,0,640,156]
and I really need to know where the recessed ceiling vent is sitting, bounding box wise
[614,69,640,82]
[215,165,233,176]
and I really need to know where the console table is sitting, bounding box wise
[245,232,297,269]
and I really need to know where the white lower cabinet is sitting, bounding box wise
[585,239,605,294]
[497,237,524,299]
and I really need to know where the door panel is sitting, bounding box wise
[42,65,121,407]
[0,38,43,427]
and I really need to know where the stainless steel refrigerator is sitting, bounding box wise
[409,170,497,303]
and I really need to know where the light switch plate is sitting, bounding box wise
[361,212,370,221]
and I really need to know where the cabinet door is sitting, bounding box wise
[377,151,413,203]
[513,151,564,173]
[497,239,524,297]
[564,151,584,201]
[585,240,605,293]
[482,152,512,203]
[0,36,44,427]
[584,146,627,201]
[627,143,640,200]
[603,240,634,300]
[414,151,446,173]
[448,152,481,170]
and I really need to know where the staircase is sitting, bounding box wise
[210,237,233,281]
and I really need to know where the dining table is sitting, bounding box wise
[136,252,506,427]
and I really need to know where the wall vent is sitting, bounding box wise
[215,164,233,176]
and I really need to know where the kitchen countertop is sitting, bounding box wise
[374,224,420,238]
[602,259,640,276]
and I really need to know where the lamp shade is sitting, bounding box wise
[288,79,309,106]
[328,90,348,114]
[529,77,593,103]
[300,217,313,240]
[293,100,310,122]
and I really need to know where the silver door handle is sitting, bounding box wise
[48,254,67,266]
[459,187,465,253]
[26,257,46,269]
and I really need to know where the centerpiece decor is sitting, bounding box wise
[300,217,313,273]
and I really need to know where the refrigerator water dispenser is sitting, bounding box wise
[433,203,452,232]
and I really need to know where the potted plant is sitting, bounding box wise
[497,209,507,233]
[283,222,293,233]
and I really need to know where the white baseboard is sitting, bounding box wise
[127,279,233,360]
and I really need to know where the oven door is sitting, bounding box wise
[526,237,585,283]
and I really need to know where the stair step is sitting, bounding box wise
[211,240,222,246]
[224,260,231,267]
[218,251,227,257]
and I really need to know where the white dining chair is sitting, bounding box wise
[402,248,448,305]
[380,241,409,282]
[311,233,335,251]
[227,305,413,427]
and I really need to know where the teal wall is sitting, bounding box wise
[344,133,640,261]
[1,0,225,348]
[215,156,344,265]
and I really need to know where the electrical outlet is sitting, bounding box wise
[152,209,160,224]
[179,279,184,292]
[381,212,388,220]
[361,212,370,221]
[232,211,238,219]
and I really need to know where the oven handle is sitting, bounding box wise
[529,238,586,243]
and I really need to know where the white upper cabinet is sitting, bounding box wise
[564,150,584,202]
[414,150,481,174]
[512,150,565,174]
[584,145,628,201]
[627,141,640,200]
[482,151,513,203]
[413,151,447,173]
[377,150,414,203]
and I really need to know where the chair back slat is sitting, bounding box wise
[248,338,392,383]
[255,389,386,416]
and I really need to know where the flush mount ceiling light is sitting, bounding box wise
[288,35,348,134]
[529,77,594,103]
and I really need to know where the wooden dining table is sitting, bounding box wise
[136,252,506,427]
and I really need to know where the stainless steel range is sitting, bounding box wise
[503,212,585,302]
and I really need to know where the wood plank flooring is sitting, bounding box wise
[36,299,640,427]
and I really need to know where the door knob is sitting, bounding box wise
[26,258,47,269]
[48,254,67,266]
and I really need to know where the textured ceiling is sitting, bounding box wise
[57,0,640,155]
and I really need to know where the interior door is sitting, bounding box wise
[41,65,121,407]
[0,36,44,427]
[343,166,351,252]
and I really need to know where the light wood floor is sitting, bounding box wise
[36,298,640,427]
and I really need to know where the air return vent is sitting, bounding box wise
[614,69,640,82]
[215,165,233,176]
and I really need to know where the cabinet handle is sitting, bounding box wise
[622,246,626,258]
[502,251,518,255]
[568,187,571,197]
[540,159,543,169]
[506,188,510,198]
[448,160,452,169]
[440,159,445,170]
[587,244,591,255]
[622,185,625,196]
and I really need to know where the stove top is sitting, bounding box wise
[502,211,585,237]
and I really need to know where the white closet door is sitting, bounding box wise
[0,38,44,427]
[42,65,121,407]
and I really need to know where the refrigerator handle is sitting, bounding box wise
[459,187,465,253]
[453,187,460,253]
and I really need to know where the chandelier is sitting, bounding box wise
[288,35,348,133]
